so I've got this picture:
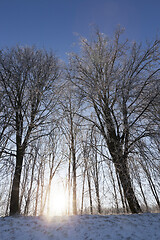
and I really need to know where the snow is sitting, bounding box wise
[0,213,160,240]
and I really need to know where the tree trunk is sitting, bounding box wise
[40,164,45,215]
[47,183,51,216]
[87,168,93,214]
[106,127,142,213]
[34,168,40,216]
[24,154,36,215]
[67,152,71,215]
[81,168,86,214]
[70,115,77,215]
[10,108,24,215]
[72,154,77,215]
[138,179,149,211]
[10,154,23,215]
[5,171,14,216]
[114,156,142,213]
[108,162,119,213]
[135,169,149,212]
[94,151,101,214]
[147,174,160,208]
[19,161,30,210]
[116,171,126,213]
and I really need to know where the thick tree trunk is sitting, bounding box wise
[10,154,23,215]
[114,157,142,213]
[10,108,24,216]
[105,125,142,213]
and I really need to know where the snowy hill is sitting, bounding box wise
[0,213,160,240]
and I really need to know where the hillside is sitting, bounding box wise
[0,213,160,240]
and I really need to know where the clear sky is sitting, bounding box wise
[0,0,160,60]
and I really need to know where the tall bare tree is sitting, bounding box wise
[58,81,83,215]
[0,46,61,215]
[69,28,160,213]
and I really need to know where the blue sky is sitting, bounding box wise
[0,0,160,60]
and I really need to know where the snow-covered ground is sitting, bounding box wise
[0,213,160,240]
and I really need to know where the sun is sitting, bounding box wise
[46,185,68,217]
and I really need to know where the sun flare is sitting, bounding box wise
[46,186,68,217]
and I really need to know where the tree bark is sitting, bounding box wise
[10,110,24,215]
[114,156,142,213]
[10,154,23,215]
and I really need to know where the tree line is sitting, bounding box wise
[0,28,160,216]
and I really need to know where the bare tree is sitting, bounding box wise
[0,46,61,215]
[0,79,12,158]
[58,80,83,215]
[69,28,160,213]
[41,133,63,215]
[89,131,102,214]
